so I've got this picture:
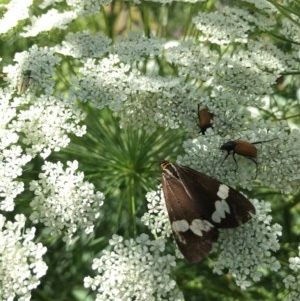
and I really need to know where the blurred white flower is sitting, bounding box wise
[0,214,48,301]
[21,9,77,37]
[0,145,31,211]
[0,0,32,34]
[55,31,112,59]
[283,246,300,301]
[3,45,61,95]
[66,0,113,17]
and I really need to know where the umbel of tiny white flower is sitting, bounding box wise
[283,246,300,301]
[141,188,171,239]
[3,45,61,96]
[55,31,112,59]
[0,0,32,34]
[29,160,104,243]
[212,199,282,289]
[0,145,32,211]
[84,234,183,301]
[10,94,86,158]
[0,89,32,211]
[0,214,48,301]
[21,9,77,37]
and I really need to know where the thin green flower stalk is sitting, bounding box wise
[0,1,300,301]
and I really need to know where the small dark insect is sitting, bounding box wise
[197,105,214,134]
[18,70,33,94]
[160,160,255,263]
[220,138,277,177]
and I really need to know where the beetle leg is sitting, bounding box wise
[247,157,258,178]
[232,152,239,172]
[221,151,231,166]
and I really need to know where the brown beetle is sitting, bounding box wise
[197,105,213,134]
[220,138,277,177]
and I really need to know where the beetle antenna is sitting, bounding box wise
[251,138,278,145]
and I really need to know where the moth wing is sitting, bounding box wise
[176,165,255,228]
[162,174,219,263]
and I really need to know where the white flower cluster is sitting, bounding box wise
[0,214,48,301]
[280,13,300,44]
[212,199,282,289]
[283,246,300,301]
[64,27,296,134]
[141,188,171,238]
[73,52,203,130]
[62,31,205,130]
[193,8,251,45]
[112,33,165,64]
[66,0,113,17]
[241,0,278,12]
[55,31,112,59]
[39,0,64,9]
[193,6,277,45]
[10,94,86,158]
[0,89,32,211]
[84,234,183,301]
[165,38,291,109]
[41,3,297,136]
[3,45,61,95]
[0,47,86,208]
[0,0,32,34]
[21,9,77,37]
[0,145,31,211]
[29,160,104,243]
[73,54,132,108]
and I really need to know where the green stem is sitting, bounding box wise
[128,176,137,237]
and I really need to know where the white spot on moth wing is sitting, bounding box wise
[211,199,230,223]
[190,219,214,236]
[172,220,189,233]
[217,184,229,199]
